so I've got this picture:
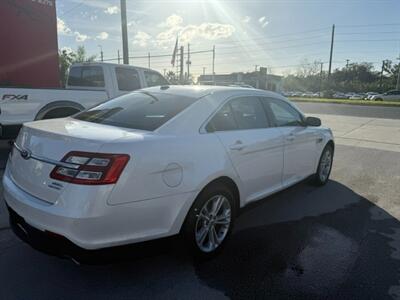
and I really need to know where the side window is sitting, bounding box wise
[263,98,304,127]
[229,97,270,130]
[144,71,169,87]
[206,103,237,132]
[116,67,141,91]
[68,66,105,87]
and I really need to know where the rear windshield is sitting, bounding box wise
[74,92,197,131]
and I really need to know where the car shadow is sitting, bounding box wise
[3,179,400,299]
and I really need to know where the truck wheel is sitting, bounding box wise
[38,107,81,120]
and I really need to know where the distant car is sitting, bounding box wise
[349,94,364,100]
[4,86,334,257]
[364,92,379,100]
[370,90,400,101]
[228,84,254,89]
[333,92,347,99]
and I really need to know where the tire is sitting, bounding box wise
[182,183,237,258]
[313,144,334,186]
[40,107,80,120]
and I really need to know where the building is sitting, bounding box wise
[198,68,283,92]
[0,0,60,88]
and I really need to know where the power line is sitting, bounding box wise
[59,3,84,17]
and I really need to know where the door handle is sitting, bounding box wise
[229,140,245,151]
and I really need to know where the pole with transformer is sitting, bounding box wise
[179,46,184,84]
[120,0,129,64]
[212,45,215,85]
[328,24,335,78]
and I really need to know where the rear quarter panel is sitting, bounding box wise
[100,133,241,206]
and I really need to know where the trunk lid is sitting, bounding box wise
[8,117,144,203]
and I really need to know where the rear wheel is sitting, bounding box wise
[183,183,236,257]
[41,107,80,120]
[314,144,333,185]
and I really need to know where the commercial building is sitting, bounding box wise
[0,0,59,88]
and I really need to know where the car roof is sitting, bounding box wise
[140,85,285,100]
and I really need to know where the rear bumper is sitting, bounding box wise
[3,167,196,250]
[0,124,22,139]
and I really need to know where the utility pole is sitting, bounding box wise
[203,67,206,76]
[186,43,191,80]
[212,45,215,85]
[163,69,166,76]
[328,24,335,78]
[254,65,259,72]
[396,54,400,90]
[117,50,121,64]
[98,45,103,62]
[179,46,184,84]
[380,60,386,91]
[319,62,324,94]
[120,0,129,64]
[346,59,350,68]
[148,52,150,68]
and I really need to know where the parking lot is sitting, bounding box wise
[0,103,400,299]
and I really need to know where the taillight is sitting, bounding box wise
[50,151,130,185]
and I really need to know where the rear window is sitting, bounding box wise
[116,67,141,91]
[144,71,169,87]
[74,92,197,131]
[68,66,105,87]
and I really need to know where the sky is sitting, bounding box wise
[56,0,400,77]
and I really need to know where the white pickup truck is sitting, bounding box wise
[0,62,168,139]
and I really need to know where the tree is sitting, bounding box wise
[165,71,179,84]
[58,46,97,87]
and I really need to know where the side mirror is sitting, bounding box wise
[305,116,321,127]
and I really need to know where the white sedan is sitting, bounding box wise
[3,86,334,256]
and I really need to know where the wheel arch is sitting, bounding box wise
[35,100,85,120]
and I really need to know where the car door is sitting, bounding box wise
[206,96,284,203]
[262,97,319,186]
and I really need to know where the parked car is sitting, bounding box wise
[4,86,334,257]
[370,90,400,101]
[0,62,169,139]
[364,92,379,100]
[333,92,347,99]
[349,93,365,100]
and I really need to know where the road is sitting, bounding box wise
[1,107,400,299]
[296,101,400,120]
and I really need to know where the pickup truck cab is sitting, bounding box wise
[0,62,168,138]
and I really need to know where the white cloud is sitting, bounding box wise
[75,32,89,42]
[104,6,119,15]
[57,18,71,35]
[156,15,235,47]
[242,16,251,23]
[258,16,269,28]
[96,31,109,40]
[133,31,152,47]
[90,15,98,21]
[159,14,184,28]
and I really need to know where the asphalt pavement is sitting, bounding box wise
[0,105,400,299]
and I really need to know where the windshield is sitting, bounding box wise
[74,92,197,131]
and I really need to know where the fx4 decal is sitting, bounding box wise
[1,94,28,101]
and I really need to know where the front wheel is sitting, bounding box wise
[182,183,236,257]
[314,144,334,185]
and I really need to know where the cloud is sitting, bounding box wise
[90,15,98,21]
[104,6,119,15]
[75,32,89,42]
[156,14,235,47]
[258,16,269,28]
[133,31,152,47]
[242,16,251,23]
[57,18,71,35]
[96,32,109,40]
[159,14,184,28]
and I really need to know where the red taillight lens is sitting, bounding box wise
[50,151,130,185]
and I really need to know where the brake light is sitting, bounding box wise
[50,151,130,185]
